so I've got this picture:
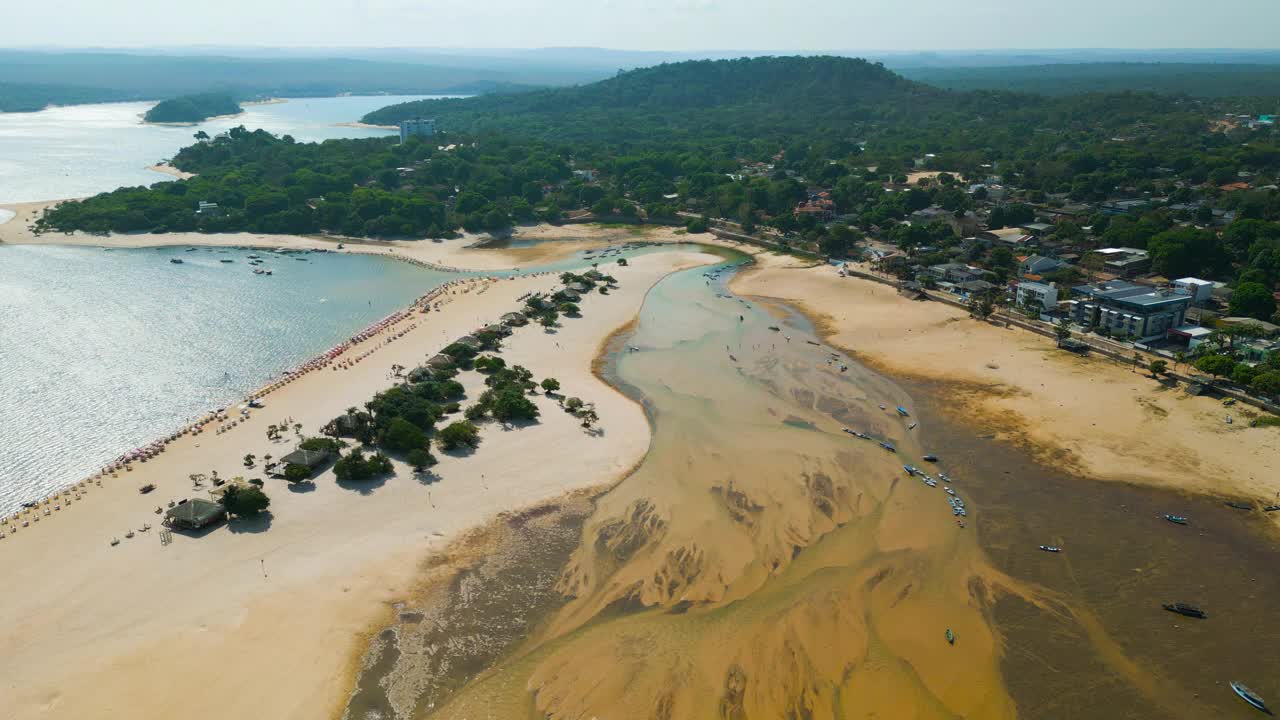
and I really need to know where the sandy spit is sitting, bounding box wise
[0,245,720,720]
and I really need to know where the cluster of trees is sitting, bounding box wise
[465,364,541,423]
[220,484,270,518]
[333,448,395,482]
[1194,350,1280,397]
[143,93,242,123]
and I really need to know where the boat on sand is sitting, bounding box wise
[1231,682,1267,712]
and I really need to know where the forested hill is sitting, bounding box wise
[143,93,243,124]
[900,62,1280,98]
[361,56,945,143]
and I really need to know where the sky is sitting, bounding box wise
[6,0,1280,51]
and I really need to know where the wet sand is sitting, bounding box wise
[341,251,1280,719]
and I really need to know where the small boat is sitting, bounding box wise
[220,259,234,263]
[1264,506,1280,513]
[853,432,870,440]
[879,404,887,410]
[22,501,37,509]
[1162,602,1206,619]
[1231,682,1267,712]
[939,473,951,483]
[1225,501,1253,511]
[922,454,938,462]
[908,422,918,429]
[1164,515,1188,525]
[1039,545,1061,553]
[124,530,134,539]
[110,538,120,546]
[879,442,897,453]
[767,326,780,331]
[896,406,910,417]
[138,483,156,495]
[186,247,198,252]
[903,465,917,476]
[169,258,184,264]
[945,628,955,644]
[945,488,956,496]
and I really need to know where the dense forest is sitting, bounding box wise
[36,56,1280,307]
[0,82,135,113]
[144,93,243,123]
[900,63,1280,98]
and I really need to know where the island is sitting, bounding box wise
[143,92,242,124]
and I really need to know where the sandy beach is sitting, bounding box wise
[732,254,1280,503]
[0,245,719,719]
[144,162,195,180]
[0,201,699,271]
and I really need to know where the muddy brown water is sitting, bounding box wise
[908,379,1280,719]
[342,249,1279,719]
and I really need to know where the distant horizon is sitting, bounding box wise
[8,0,1280,51]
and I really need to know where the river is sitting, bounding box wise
[341,247,1279,719]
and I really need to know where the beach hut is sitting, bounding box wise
[567,281,591,294]
[427,354,455,370]
[272,448,334,479]
[455,335,483,350]
[163,498,226,531]
[482,323,510,337]
[501,311,528,327]
[556,289,582,302]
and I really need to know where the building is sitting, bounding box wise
[1173,277,1216,303]
[1019,222,1055,237]
[1068,280,1192,340]
[954,279,997,298]
[1100,199,1150,216]
[500,311,528,327]
[1020,255,1067,277]
[164,498,226,531]
[399,117,436,143]
[1087,247,1150,278]
[1015,281,1060,312]
[196,201,219,215]
[978,227,1033,245]
[926,262,984,284]
[274,448,334,479]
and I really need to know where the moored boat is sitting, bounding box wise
[1225,501,1253,511]
[922,454,938,462]
[169,258,184,264]
[1161,602,1206,619]
[1165,514,1189,525]
[1231,682,1267,712]
[1039,545,1061,553]
[879,442,896,453]
[896,406,910,416]
[945,628,955,644]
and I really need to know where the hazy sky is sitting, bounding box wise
[8,0,1280,50]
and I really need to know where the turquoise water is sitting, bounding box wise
[0,244,454,512]
[0,95,449,204]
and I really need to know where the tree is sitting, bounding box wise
[283,463,312,483]
[969,294,994,320]
[243,453,256,468]
[1194,354,1237,377]
[487,386,539,422]
[406,448,436,472]
[438,420,481,451]
[564,397,585,412]
[1054,321,1072,343]
[1148,359,1168,378]
[220,485,270,518]
[541,378,561,394]
[1228,282,1277,321]
[1232,363,1258,386]
[381,417,427,453]
[1250,370,1280,397]
[464,404,488,422]
[686,217,709,233]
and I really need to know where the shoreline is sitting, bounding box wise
[333,121,397,131]
[0,246,721,720]
[730,254,1280,504]
[145,162,196,179]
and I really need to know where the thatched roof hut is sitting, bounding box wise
[164,498,226,530]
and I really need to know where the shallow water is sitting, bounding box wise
[0,244,453,512]
[344,247,1280,718]
[0,95,448,203]
[350,250,1013,718]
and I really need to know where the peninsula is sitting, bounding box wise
[143,92,242,124]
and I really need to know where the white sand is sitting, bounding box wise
[0,248,719,719]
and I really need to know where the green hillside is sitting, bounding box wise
[144,93,243,123]
[361,56,944,143]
